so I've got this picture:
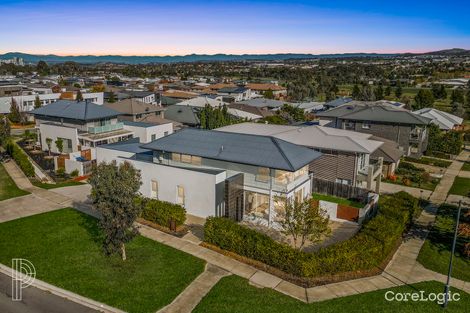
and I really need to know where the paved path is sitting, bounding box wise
[0,161,71,222]
[158,264,229,313]
[380,182,432,199]
[430,150,469,203]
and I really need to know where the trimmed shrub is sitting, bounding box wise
[139,198,186,227]
[204,192,420,278]
[5,140,34,177]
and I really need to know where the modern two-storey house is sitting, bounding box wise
[96,128,321,228]
[317,102,432,157]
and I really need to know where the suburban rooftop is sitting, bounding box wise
[141,128,322,171]
[30,100,120,121]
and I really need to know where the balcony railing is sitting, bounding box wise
[88,122,124,134]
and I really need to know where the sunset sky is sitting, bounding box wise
[1,0,469,56]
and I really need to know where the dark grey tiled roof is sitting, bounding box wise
[141,128,321,171]
[164,105,199,125]
[30,100,120,121]
[317,102,431,125]
[324,97,352,108]
[100,137,150,154]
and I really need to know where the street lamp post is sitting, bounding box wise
[442,200,462,308]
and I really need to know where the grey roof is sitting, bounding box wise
[317,102,432,125]
[216,123,383,154]
[164,105,200,125]
[122,91,154,98]
[122,120,156,128]
[30,100,120,121]
[413,108,463,130]
[100,137,151,154]
[160,95,181,106]
[236,98,288,108]
[324,97,352,108]
[370,135,404,163]
[141,128,321,171]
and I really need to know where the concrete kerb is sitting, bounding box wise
[0,264,124,313]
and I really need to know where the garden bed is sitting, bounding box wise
[384,161,440,191]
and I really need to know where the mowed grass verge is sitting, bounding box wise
[0,208,205,313]
[448,177,470,196]
[417,204,470,282]
[0,163,30,201]
[194,276,469,313]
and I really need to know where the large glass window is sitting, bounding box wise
[294,166,308,180]
[191,156,202,165]
[171,153,181,162]
[275,170,294,184]
[245,191,269,221]
[256,167,270,183]
[181,154,192,163]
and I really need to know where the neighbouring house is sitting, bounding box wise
[117,91,157,104]
[164,105,200,127]
[162,89,199,100]
[103,98,180,129]
[228,102,274,119]
[413,108,464,131]
[29,100,169,176]
[317,102,432,158]
[323,97,352,110]
[96,128,321,228]
[246,83,287,100]
[370,135,404,177]
[216,123,385,192]
[0,92,104,115]
[217,86,252,102]
[236,98,287,110]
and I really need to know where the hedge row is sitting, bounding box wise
[138,197,186,227]
[4,140,35,177]
[204,192,420,278]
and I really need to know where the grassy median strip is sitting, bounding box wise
[0,208,205,313]
[194,276,469,313]
[0,163,30,201]
[31,179,85,189]
[417,204,470,282]
[448,177,470,197]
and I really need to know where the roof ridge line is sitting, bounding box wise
[270,137,295,171]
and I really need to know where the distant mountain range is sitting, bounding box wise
[0,49,469,64]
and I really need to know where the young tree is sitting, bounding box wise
[8,98,22,123]
[34,95,42,109]
[263,89,274,99]
[395,84,402,99]
[108,91,116,103]
[55,138,64,154]
[351,84,361,100]
[384,85,391,97]
[414,89,434,110]
[36,60,49,75]
[451,89,465,105]
[278,197,330,249]
[45,137,53,156]
[0,116,10,146]
[89,161,142,260]
[374,85,384,100]
[76,89,84,101]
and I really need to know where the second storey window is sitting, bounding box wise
[256,167,270,183]
[171,153,181,162]
[181,154,192,163]
[151,180,158,198]
[177,185,185,205]
[362,121,371,129]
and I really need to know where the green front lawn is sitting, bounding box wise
[194,276,469,313]
[383,176,439,191]
[461,162,470,172]
[31,179,85,189]
[0,163,30,201]
[448,177,470,196]
[0,208,205,313]
[417,204,469,282]
[311,193,363,208]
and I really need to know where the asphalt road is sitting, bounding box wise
[0,272,97,313]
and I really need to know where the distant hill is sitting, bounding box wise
[423,48,470,56]
[0,52,397,64]
[0,49,468,64]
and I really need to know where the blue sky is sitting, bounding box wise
[0,0,469,55]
